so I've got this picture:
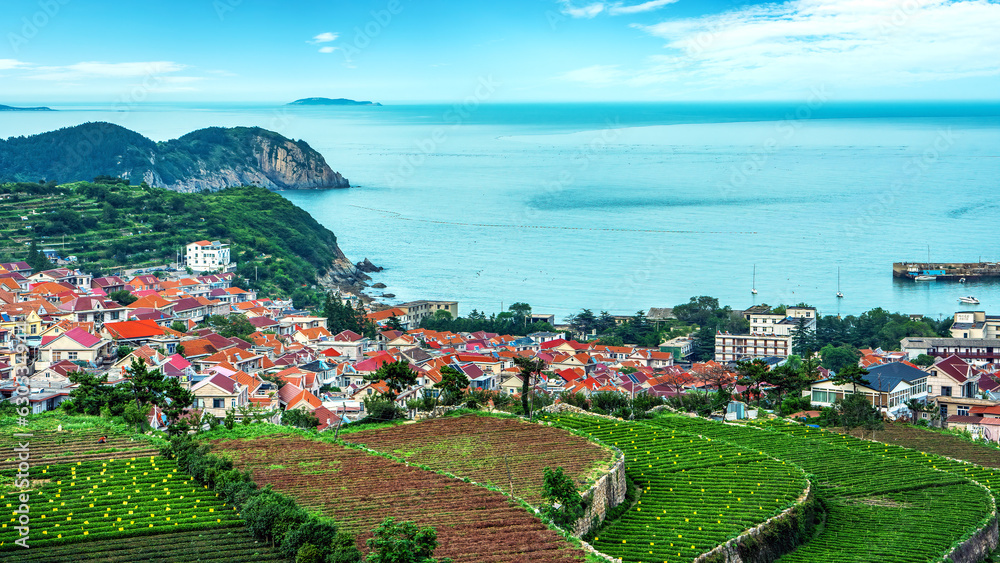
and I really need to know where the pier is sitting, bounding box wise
[893,262,1000,281]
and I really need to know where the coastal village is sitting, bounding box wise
[4,240,1000,440]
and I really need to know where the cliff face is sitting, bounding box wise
[0,122,350,192]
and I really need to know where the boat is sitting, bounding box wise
[959,296,980,304]
[751,264,758,295]
[836,267,844,298]
[960,277,966,283]
[914,275,936,281]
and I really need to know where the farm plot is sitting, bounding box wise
[6,524,283,563]
[546,414,809,563]
[0,455,242,555]
[211,434,587,563]
[646,416,995,563]
[343,414,614,503]
[0,428,157,470]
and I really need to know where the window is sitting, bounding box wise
[940,404,949,418]
[67,352,78,360]
[53,352,61,361]
[941,386,953,397]
[958,406,970,416]
[812,389,829,403]
[213,398,224,409]
[231,399,236,408]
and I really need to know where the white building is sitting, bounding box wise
[186,240,231,273]
[715,306,817,362]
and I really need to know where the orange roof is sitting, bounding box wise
[367,308,407,321]
[104,319,165,340]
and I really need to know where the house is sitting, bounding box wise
[36,327,113,371]
[396,300,459,325]
[715,306,816,362]
[806,361,929,418]
[292,326,333,345]
[943,415,1000,442]
[102,319,178,353]
[186,240,231,273]
[324,330,366,361]
[91,276,129,294]
[901,337,1000,365]
[191,373,247,418]
[57,296,127,329]
[926,354,981,399]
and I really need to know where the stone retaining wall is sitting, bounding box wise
[945,514,998,562]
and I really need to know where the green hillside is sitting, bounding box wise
[0,180,347,306]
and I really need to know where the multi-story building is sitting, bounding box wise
[950,311,1000,339]
[397,300,459,325]
[902,337,1000,365]
[186,240,231,273]
[714,305,817,362]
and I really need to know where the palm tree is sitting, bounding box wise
[904,398,924,423]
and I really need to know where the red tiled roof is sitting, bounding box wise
[104,319,165,340]
[62,327,103,348]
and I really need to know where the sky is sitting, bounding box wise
[0,0,998,103]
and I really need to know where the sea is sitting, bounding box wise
[2,101,999,321]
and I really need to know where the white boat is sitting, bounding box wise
[959,277,966,283]
[914,275,936,281]
[751,264,758,295]
[959,296,980,304]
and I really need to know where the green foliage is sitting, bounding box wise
[25,238,53,271]
[323,294,377,339]
[541,466,586,529]
[912,353,936,367]
[361,396,404,423]
[835,393,884,435]
[559,390,589,410]
[296,544,324,563]
[282,408,321,429]
[108,289,138,305]
[815,307,947,351]
[2,178,346,301]
[329,531,364,563]
[368,360,418,402]
[419,309,553,337]
[820,344,860,373]
[122,401,150,432]
[512,355,545,417]
[364,517,451,563]
[200,314,256,340]
[831,364,870,394]
[433,365,469,405]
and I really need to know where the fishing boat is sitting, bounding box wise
[959,296,980,304]
[751,265,758,295]
[914,275,936,281]
[836,267,844,298]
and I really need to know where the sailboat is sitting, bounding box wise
[836,267,844,298]
[751,265,758,295]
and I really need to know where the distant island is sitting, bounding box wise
[288,97,382,107]
[0,104,54,111]
[0,122,350,192]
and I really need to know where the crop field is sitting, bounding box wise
[211,434,587,563]
[0,428,157,470]
[835,423,1000,468]
[645,416,995,563]
[545,414,809,562]
[0,454,273,559]
[342,415,615,503]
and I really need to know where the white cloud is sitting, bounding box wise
[318,46,338,54]
[310,32,339,44]
[557,0,677,18]
[559,0,1000,95]
[0,59,29,70]
[29,61,188,80]
[609,0,679,15]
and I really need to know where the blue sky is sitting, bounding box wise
[1,0,997,103]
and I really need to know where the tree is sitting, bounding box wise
[282,408,320,429]
[831,364,869,395]
[365,518,451,563]
[837,392,883,438]
[122,401,150,432]
[735,359,770,407]
[108,289,137,305]
[512,355,546,418]
[386,314,403,331]
[117,344,134,359]
[541,466,585,528]
[566,309,597,337]
[25,238,52,271]
[123,358,194,424]
[820,344,859,373]
[790,317,816,356]
[904,398,925,422]
[509,302,532,326]
[692,362,735,394]
[433,365,469,405]
[170,321,188,334]
[912,354,936,367]
[367,360,418,403]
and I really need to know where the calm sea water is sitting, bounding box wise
[2,102,999,320]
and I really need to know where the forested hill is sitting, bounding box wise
[0,122,349,192]
[0,180,361,307]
